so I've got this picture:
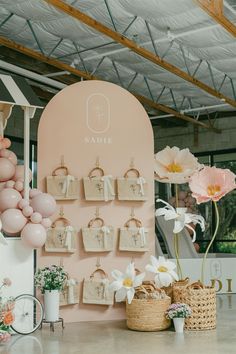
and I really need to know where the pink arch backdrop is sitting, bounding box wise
[37,80,155,322]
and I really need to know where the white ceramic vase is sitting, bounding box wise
[173,317,185,333]
[44,290,60,322]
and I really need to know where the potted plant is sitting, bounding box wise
[0,278,15,343]
[35,265,68,322]
[166,302,191,333]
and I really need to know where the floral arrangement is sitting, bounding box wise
[166,303,191,319]
[109,256,178,304]
[34,265,68,294]
[0,278,15,342]
[154,146,236,282]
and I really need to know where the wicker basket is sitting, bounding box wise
[162,278,190,301]
[173,282,216,331]
[126,297,171,331]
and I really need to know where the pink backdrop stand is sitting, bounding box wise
[37,80,155,322]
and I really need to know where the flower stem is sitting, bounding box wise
[201,201,219,284]
[174,184,183,279]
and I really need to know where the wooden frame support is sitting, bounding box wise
[0,36,220,132]
[44,0,236,108]
[196,0,236,37]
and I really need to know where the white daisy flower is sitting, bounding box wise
[145,256,178,288]
[109,263,145,304]
[156,199,205,242]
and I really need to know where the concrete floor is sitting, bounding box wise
[1,294,236,354]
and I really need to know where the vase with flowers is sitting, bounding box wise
[109,256,178,331]
[34,265,68,322]
[166,302,191,333]
[0,278,15,343]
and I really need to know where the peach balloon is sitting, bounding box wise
[29,189,42,198]
[0,158,15,182]
[30,193,56,217]
[1,208,27,234]
[41,218,52,228]
[30,212,42,224]
[21,223,46,249]
[0,149,17,165]
[22,206,33,217]
[18,199,29,210]
[5,180,15,188]
[14,180,24,192]
[0,188,22,212]
[13,165,32,182]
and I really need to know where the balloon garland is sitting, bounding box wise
[0,136,56,249]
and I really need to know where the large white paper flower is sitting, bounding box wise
[156,199,205,242]
[109,263,145,304]
[145,256,178,287]
[154,146,201,184]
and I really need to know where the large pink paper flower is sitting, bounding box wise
[154,146,200,184]
[189,166,236,204]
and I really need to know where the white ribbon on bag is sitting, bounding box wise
[101,278,110,299]
[64,226,74,251]
[136,177,146,196]
[66,278,76,304]
[101,175,115,201]
[61,175,75,197]
[138,227,147,247]
[101,226,110,249]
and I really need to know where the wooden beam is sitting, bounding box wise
[44,0,236,108]
[0,36,94,81]
[134,94,221,133]
[196,0,236,37]
[0,35,221,132]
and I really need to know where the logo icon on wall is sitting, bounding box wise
[86,93,110,134]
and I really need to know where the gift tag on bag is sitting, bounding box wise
[46,166,79,200]
[82,217,114,252]
[82,269,114,305]
[117,168,147,201]
[60,278,80,306]
[119,218,149,252]
[83,167,115,201]
[45,217,77,253]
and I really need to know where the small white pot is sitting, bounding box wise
[44,290,59,322]
[173,317,185,333]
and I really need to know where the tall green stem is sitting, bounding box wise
[201,201,219,283]
[174,184,183,279]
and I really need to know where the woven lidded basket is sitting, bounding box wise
[173,282,216,331]
[126,297,171,331]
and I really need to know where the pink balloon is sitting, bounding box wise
[29,189,42,198]
[22,206,33,217]
[14,180,24,192]
[0,149,17,165]
[1,208,27,234]
[30,193,56,218]
[18,199,29,210]
[13,165,32,182]
[0,188,22,212]
[21,223,46,249]
[0,142,4,150]
[41,218,52,229]
[0,182,6,192]
[5,180,15,189]
[0,158,15,182]
[30,212,42,224]
[2,138,11,149]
